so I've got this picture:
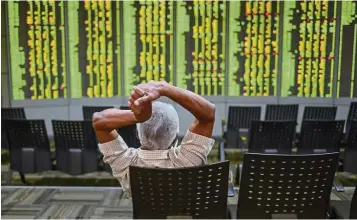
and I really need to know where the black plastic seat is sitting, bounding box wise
[130,161,230,219]
[1,108,26,149]
[82,106,114,120]
[236,152,339,219]
[248,120,296,154]
[297,120,345,154]
[52,120,98,175]
[330,185,357,219]
[346,102,357,135]
[226,106,261,149]
[4,119,52,174]
[343,120,357,174]
[265,104,299,121]
[302,106,337,120]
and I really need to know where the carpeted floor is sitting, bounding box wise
[1,186,355,219]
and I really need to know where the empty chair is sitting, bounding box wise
[82,106,113,120]
[4,119,52,174]
[346,102,357,135]
[248,120,296,154]
[297,120,345,154]
[236,152,339,219]
[302,106,337,120]
[130,161,230,219]
[52,120,98,175]
[343,120,357,174]
[1,108,26,149]
[265,104,298,121]
[225,106,261,149]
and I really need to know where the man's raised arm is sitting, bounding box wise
[133,81,215,137]
[92,109,137,144]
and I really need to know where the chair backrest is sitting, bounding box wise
[1,107,26,119]
[302,106,337,120]
[227,106,261,130]
[346,120,357,149]
[2,108,27,149]
[52,120,97,151]
[298,120,345,154]
[248,120,296,154]
[346,102,357,134]
[82,106,113,120]
[265,104,298,121]
[4,119,50,150]
[237,152,339,219]
[130,161,230,219]
[118,125,141,148]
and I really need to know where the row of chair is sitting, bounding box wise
[130,152,357,219]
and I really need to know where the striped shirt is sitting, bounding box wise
[99,130,215,199]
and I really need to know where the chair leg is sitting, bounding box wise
[19,172,28,184]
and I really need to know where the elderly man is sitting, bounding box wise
[92,81,215,198]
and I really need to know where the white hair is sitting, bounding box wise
[137,101,179,150]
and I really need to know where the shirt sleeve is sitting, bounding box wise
[170,130,215,167]
[98,135,138,189]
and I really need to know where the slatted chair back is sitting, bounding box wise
[225,106,261,149]
[265,104,298,121]
[298,120,345,154]
[4,119,51,173]
[130,161,230,219]
[302,106,337,120]
[82,106,113,120]
[2,107,26,149]
[4,119,50,150]
[248,120,296,154]
[237,152,339,219]
[52,120,97,151]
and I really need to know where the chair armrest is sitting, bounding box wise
[219,141,226,162]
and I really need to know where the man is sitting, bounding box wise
[92,81,215,198]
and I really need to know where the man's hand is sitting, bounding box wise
[128,86,153,123]
[131,81,167,106]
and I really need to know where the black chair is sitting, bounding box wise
[303,106,337,120]
[265,104,299,121]
[225,106,261,149]
[330,184,357,219]
[2,108,26,149]
[130,161,230,219]
[120,106,130,110]
[4,119,52,183]
[343,120,357,174]
[346,102,357,135]
[52,120,98,175]
[236,152,339,219]
[82,106,114,120]
[297,120,345,154]
[248,120,296,154]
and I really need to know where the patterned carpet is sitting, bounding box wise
[1,186,355,219]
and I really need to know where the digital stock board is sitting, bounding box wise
[7,0,67,100]
[4,0,357,100]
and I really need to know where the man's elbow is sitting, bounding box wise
[206,103,216,123]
